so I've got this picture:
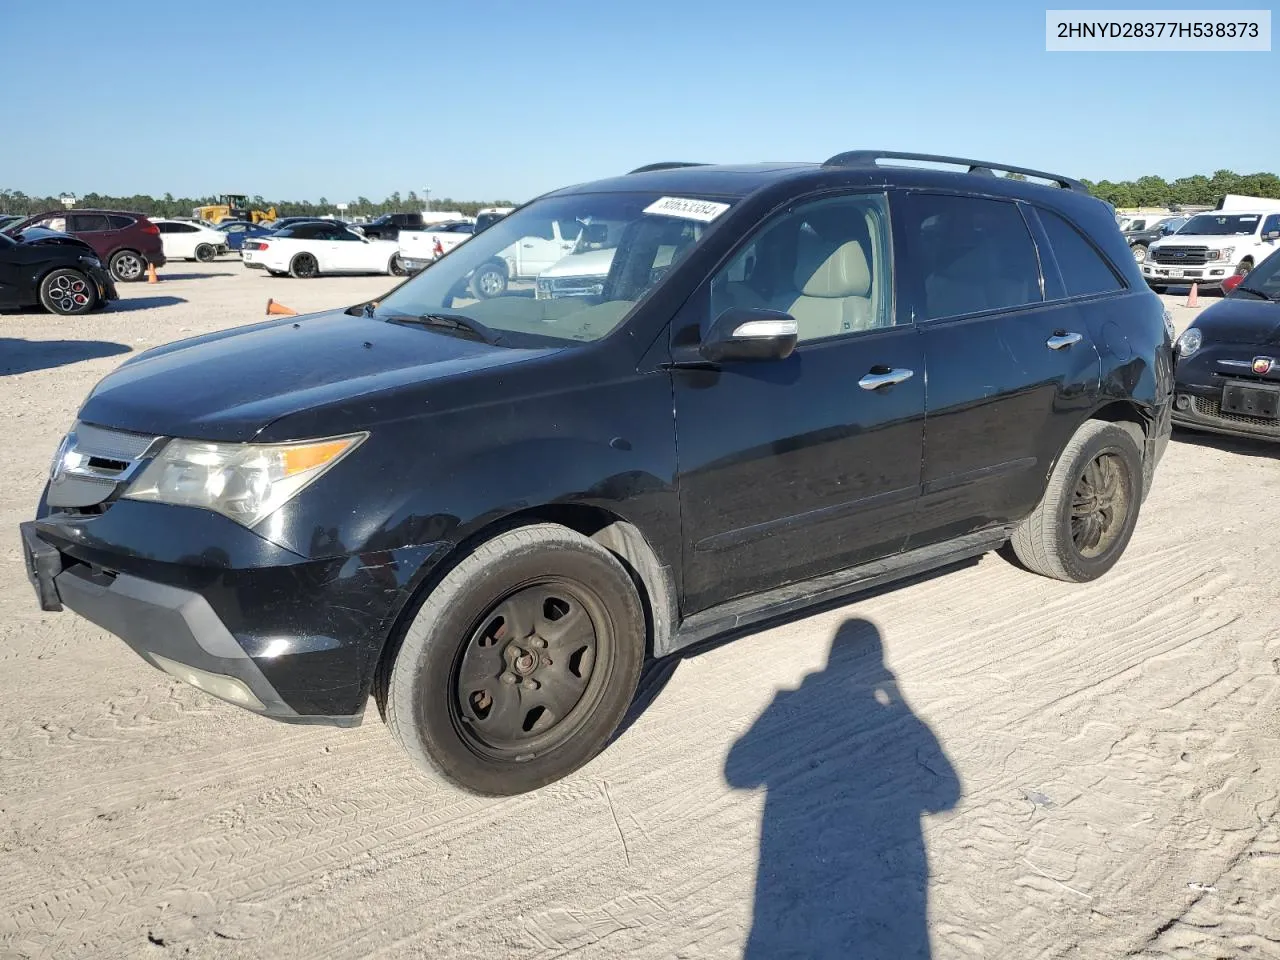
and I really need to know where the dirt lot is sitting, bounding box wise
[1,264,1277,960]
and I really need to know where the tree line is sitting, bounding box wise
[0,189,517,220]
[3,169,1279,218]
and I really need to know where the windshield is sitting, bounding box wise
[372,191,731,346]
[1233,250,1280,300]
[1180,214,1262,236]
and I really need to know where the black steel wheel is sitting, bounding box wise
[39,268,97,315]
[389,254,407,277]
[386,523,645,795]
[290,252,319,279]
[109,249,144,282]
[195,243,216,262]
[1008,420,1143,582]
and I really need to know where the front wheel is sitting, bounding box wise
[386,524,645,795]
[469,261,508,299]
[1131,244,1148,264]
[109,250,145,282]
[195,243,216,262]
[39,268,97,315]
[1007,420,1144,582]
[1235,259,1254,278]
[289,253,319,279]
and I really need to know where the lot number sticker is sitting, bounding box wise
[644,196,731,223]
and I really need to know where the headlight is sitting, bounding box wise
[124,433,366,527]
[1206,248,1234,262]
[1175,327,1202,358]
[536,278,551,292]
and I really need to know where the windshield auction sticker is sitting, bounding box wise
[644,197,731,223]
[1046,10,1270,50]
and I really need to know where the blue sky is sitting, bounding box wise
[1,0,1274,203]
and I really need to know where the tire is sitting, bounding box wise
[195,243,216,262]
[469,260,507,299]
[289,253,319,279]
[388,254,407,277]
[1236,259,1253,277]
[387,523,645,796]
[1008,420,1144,583]
[108,249,145,283]
[1131,244,1147,264]
[38,268,97,315]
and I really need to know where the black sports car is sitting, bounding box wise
[0,227,118,315]
[1172,248,1280,441]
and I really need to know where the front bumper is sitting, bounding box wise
[1171,354,1280,441]
[1142,260,1237,288]
[20,502,449,725]
[90,265,119,302]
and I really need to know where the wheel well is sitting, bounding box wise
[370,504,675,720]
[1089,401,1148,444]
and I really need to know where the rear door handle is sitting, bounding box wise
[858,367,914,390]
[1046,331,1083,350]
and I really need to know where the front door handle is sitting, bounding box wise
[1046,331,1083,350]
[858,367,914,390]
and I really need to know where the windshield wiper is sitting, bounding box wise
[384,311,503,344]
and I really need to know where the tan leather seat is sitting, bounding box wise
[777,238,873,340]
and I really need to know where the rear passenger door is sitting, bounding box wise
[673,192,925,614]
[67,213,115,260]
[894,192,1102,550]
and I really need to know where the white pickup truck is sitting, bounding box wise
[464,218,583,298]
[1144,201,1280,291]
[398,221,477,274]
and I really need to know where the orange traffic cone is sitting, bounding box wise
[1186,282,1199,307]
[266,298,297,317]
[146,262,158,284]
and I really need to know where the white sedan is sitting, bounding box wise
[152,218,230,262]
[240,221,406,278]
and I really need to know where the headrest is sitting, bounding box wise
[795,240,871,298]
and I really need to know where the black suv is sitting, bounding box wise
[20,152,1173,795]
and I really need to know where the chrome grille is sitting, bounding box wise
[1153,246,1208,266]
[46,422,164,509]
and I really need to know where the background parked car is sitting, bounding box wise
[1125,216,1188,263]
[151,218,230,262]
[358,212,428,241]
[1,209,165,282]
[240,221,405,278]
[216,220,276,251]
[398,220,476,273]
[0,226,118,315]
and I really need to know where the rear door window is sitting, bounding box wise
[70,214,111,233]
[1037,209,1124,298]
[897,194,1043,321]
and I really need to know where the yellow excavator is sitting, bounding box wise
[192,194,277,225]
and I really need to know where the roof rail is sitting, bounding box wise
[627,162,710,174]
[822,150,1088,193]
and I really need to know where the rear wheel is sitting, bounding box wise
[389,254,407,277]
[387,524,645,796]
[39,268,97,315]
[195,243,216,262]
[109,250,145,283]
[290,253,319,279]
[1008,420,1144,582]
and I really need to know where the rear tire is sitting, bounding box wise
[195,243,216,262]
[289,253,319,279]
[1008,420,1144,583]
[39,268,97,315]
[387,523,645,796]
[388,254,407,277]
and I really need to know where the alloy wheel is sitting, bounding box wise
[1071,452,1129,559]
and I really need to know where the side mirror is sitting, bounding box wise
[700,307,798,363]
[1266,230,1280,241]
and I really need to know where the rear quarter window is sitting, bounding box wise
[1038,209,1124,298]
[107,215,135,229]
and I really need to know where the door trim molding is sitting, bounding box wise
[920,457,1037,496]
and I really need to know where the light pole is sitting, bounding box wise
[423,188,431,213]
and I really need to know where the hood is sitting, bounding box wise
[539,247,616,278]
[17,228,95,253]
[1192,294,1280,345]
[1153,233,1250,249]
[77,308,559,442]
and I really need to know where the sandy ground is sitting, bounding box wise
[1,263,1277,960]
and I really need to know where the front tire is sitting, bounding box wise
[469,261,508,299]
[108,250,145,283]
[289,253,319,279]
[1131,244,1148,264]
[1008,420,1144,582]
[39,268,97,315]
[195,243,216,262]
[1236,259,1254,277]
[387,524,645,796]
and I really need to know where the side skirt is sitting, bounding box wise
[662,526,1015,656]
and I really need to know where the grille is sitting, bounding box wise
[46,422,163,509]
[1192,396,1280,434]
[1154,246,1209,266]
[551,276,605,294]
